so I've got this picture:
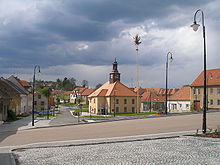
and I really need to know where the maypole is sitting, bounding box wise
[134,34,141,113]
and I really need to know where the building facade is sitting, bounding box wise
[34,92,49,111]
[88,60,140,115]
[191,69,220,110]
[168,86,191,112]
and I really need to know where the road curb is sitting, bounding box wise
[10,130,196,151]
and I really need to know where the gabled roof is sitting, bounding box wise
[88,81,137,97]
[64,91,74,94]
[73,87,87,94]
[135,88,179,96]
[0,78,20,99]
[17,79,31,87]
[140,89,165,103]
[169,86,190,101]
[191,68,220,87]
[81,88,95,96]
[7,75,29,94]
[1,78,27,95]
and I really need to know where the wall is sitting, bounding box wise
[89,96,140,114]
[0,100,9,122]
[168,100,190,112]
[191,86,220,109]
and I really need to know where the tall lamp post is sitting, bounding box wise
[32,65,41,126]
[191,9,207,134]
[165,52,173,115]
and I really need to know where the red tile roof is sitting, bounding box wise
[141,90,165,102]
[169,86,190,101]
[88,81,138,97]
[134,88,179,96]
[14,77,31,87]
[64,91,74,94]
[73,88,87,93]
[191,68,220,86]
[81,88,95,96]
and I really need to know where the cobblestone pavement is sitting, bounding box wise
[14,136,220,165]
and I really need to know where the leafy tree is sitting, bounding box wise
[81,80,88,88]
[38,88,51,108]
[60,93,70,103]
[95,83,102,89]
[38,87,52,119]
[69,77,76,88]
[76,96,84,105]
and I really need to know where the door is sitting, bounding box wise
[194,100,200,111]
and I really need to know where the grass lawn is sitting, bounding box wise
[36,116,54,120]
[70,108,89,112]
[86,118,115,121]
[60,103,77,107]
[82,115,111,118]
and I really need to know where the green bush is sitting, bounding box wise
[7,110,17,121]
[190,103,195,112]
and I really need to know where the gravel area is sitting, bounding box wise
[14,136,220,165]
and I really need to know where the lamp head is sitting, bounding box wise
[191,21,200,31]
[169,55,173,62]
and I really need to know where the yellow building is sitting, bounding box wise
[88,60,140,115]
[191,68,220,110]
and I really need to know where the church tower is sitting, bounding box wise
[109,59,120,84]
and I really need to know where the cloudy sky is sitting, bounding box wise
[0,0,219,88]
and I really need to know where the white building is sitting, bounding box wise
[168,86,191,112]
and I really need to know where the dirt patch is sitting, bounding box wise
[189,132,220,138]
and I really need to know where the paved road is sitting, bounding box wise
[0,112,219,147]
[49,106,78,126]
[13,136,220,165]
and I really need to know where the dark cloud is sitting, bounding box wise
[0,0,219,89]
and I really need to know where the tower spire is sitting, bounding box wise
[109,59,120,83]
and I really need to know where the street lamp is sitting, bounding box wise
[32,65,41,126]
[191,9,207,134]
[165,52,173,115]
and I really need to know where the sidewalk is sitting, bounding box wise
[5,130,220,165]
[0,115,52,133]
[0,115,54,165]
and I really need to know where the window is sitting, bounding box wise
[218,100,220,105]
[132,107,135,113]
[198,89,200,95]
[116,107,119,113]
[218,88,220,94]
[179,104,182,108]
[193,89,196,95]
[38,94,41,99]
[34,101,37,105]
[41,101,44,106]
[116,99,119,104]
[186,104,189,108]
[210,99,213,105]
[124,107,127,112]
[210,88,213,95]
[94,99,95,103]
[132,99,135,104]
[171,104,177,110]
[124,99,127,104]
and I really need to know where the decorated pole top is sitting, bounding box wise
[133,34,141,51]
